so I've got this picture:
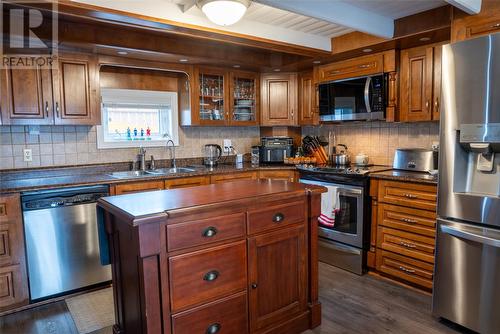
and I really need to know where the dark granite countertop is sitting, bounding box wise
[369,170,438,185]
[0,161,296,193]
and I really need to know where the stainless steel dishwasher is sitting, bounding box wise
[22,185,111,301]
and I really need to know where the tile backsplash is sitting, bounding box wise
[302,121,440,166]
[0,122,440,170]
[0,125,260,170]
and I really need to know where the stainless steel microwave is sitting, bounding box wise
[318,74,386,121]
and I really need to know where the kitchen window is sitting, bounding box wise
[97,88,179,149]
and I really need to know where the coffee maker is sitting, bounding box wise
[203,144,222,167]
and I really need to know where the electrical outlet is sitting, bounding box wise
[23,149,33,162]
[431,141,439,150]
[223,139,232,153]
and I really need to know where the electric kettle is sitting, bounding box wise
[203,144,222,167]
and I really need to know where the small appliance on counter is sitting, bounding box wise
[259,137,294,164]
[203,144,222,167]
[393,148,438,172]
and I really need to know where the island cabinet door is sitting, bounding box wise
[247,224,307,333]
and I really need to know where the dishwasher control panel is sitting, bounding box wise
[21,185,109,211]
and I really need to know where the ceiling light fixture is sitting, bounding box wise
[419,37,431,42]
[198,0,250,26]
[273,68,281,72]
[179,59,189,62]
[233,64,241,68]
[362,48,373,53]
[312,60,321,64]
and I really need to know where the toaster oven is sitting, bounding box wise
[259,137,294,163]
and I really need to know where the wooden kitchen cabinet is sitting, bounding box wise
[52,53,100,125]
[248,225,307,332]
[210,171,258,184]
[184,66,260,126]
[0,53,100,125]
[165,176,210,189]
[318,53,384,82]
[230,70,259,126]
[99,181,324,334]
[400,45,441,122]
[112,180,164,195]
[451,0,500,42]
[260,73,298,126]
[370,179,437,290]
[195,66,229,126]
[0,194,29,311]
[259,170,297,182]
[298,71,318,126]
[0,67,54,125]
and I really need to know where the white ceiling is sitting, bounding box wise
[341,0,447,19]
[71,0,451,51]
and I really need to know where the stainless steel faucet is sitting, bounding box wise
[138,147,146,171]
[166,139,176,169]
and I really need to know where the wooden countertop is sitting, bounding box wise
[98,179,325,223]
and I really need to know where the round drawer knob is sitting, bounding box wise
[203,270,220,282]
[272,212,285,223]
[206,323,221,334]
[202,226,218,238]
[251,283,258,289]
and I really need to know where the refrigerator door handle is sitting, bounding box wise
[441,224,500,248]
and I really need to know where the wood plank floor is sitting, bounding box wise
[306,263,474,334]
[0,262,473,334]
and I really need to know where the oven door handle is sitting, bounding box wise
[364,76,372,113]
[337,188,363,196]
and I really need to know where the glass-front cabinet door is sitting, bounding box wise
[197,67,228,125]
[230,71,259,126]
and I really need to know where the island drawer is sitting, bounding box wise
[376,250,434,289]
[169,241,247,312]
[377,180,437,211]
[172,292,248,334]
[166,212,246,251]
[247,200,305,235]
[378,203,436,237]
[377,226,435,264]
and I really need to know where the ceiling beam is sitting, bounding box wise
[255,0,394,38]
[445,0,482,14]
[68,0,334,51]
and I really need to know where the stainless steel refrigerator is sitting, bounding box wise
[433,32,500,334]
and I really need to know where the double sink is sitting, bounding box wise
[108,167,198,179]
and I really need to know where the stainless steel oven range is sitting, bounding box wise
[299,165,390,275]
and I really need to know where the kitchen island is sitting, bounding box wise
[97,179,325,334]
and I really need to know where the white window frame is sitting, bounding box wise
[97,88,179,149]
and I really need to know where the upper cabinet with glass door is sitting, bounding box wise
[229,71,259,126]
[197,67,228,125]
[181,66,259,126]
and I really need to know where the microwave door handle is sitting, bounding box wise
[364,77,372,113]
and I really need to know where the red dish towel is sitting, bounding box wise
[318,185,340,228]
